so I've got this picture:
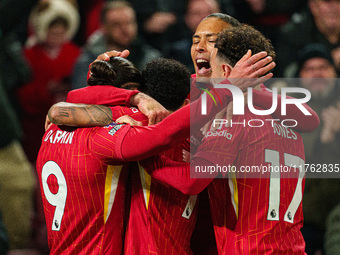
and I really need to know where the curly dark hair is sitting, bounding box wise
[87,57,142,89]
[215,24,276,67]
[141,58,191,111]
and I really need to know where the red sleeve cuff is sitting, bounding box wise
[125,90,140,107]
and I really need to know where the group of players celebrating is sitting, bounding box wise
[36,13,319,254]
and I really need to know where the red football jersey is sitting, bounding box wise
[124,142,198,255]
[194,108,306,255]
[98,104,198,255]
[145,107,307,254]
[36,122,132,254]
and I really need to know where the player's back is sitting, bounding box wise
[198,108,306,254]
[125,135,197,255]
[36,123,129,254]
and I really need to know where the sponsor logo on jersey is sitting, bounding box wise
[204,129,233,140]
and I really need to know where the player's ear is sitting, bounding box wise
[221,64,232,78]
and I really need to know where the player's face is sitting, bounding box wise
[191,17,231,78]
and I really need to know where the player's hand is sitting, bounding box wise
[130,93,170,125]
[95,49,130,62]
[116,115,143,126]
[182,149,192,163]
[228,50,276,91]
[45,114,53,131]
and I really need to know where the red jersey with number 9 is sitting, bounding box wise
[36,118,137,254]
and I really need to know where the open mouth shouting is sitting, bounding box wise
[196,58,212,76]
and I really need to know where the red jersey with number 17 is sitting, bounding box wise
[194,107,306,255]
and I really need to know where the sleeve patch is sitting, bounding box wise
[107,124,124,136]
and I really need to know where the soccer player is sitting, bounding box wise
[145,25,308,254]
[122,59,196,254]
[36,57,145,254]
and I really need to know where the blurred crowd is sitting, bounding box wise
[0,0,340,254]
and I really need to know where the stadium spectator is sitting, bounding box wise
[72,1,161,90]
[276,0,340,76]
[231,0,307,47]
[17,0,81,165]
[293,43,340,255]
[126,0,183,53]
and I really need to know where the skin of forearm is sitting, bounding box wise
[48,102,113,127]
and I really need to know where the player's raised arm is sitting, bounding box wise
[48,102,114,127]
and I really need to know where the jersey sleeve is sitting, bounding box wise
[141,116,246,196]
[254,86,319,132]
[90,104,191,164]
[117,85,235,161]
[66,85,138,107]
[141,154,214,195]
[92,87,234,163]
